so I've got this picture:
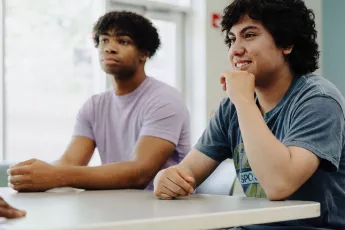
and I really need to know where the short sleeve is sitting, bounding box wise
[73,97,95,140]
[194,99,232,162]
[283,96,344,172]
[139,96,189,146]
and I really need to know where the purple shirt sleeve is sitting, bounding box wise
[73,97,95,140]
[139,96,186,146]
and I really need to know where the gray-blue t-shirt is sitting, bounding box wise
[195,74,345,229]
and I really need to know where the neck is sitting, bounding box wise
[112,67,147,96]
[255,66,294,114]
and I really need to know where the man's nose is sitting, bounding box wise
[104,41,118,54]
[230,40,245,57]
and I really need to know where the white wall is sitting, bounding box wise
[188,0,229,144]
[322,0,345,95]
[304,0,322,76]
[205,0,229,121]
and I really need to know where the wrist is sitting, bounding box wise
[55,166,73,187]
[232,98,256,110]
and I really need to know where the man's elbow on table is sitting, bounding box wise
[261,147,320,201]
[265,186,293,201]
[133,175,153,189]
[130,164,160,189]
[264,177,302,201]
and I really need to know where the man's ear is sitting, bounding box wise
[139,51,150,62]
[283,45,294,55]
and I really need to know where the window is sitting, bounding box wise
[151,0,191,7]
[145,18,178,87]
[3,0,101,164]
[0,0,187,163]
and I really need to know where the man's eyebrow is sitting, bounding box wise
[229,25,260,36]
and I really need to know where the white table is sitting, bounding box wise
[0,188,320,230]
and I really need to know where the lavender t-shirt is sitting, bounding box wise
[73,77,191,190]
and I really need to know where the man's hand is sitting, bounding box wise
[0,196,26,218]
[220,70,255,105]
[7,159,63,192]
[154,166,195,200]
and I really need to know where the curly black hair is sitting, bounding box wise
[221,0,319,76]
[92,11,160,58]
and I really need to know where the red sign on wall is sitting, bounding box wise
[212,13,221,28]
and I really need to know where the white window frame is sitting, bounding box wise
[145,10,185,94]
[92,0,108,94]
[108,0,191,13]
[0,0,5,160]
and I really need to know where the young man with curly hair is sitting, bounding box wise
[7,11,190,191]
[154,0,345,229]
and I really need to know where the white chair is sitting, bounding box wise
[196,160,237,195]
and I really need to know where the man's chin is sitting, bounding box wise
[101,65,136,80]
[102,66,117,75]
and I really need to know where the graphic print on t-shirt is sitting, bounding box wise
[233,143,267,198]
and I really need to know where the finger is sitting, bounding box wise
[0,197,18,210]
[9,183,32,192]
[161,186,180,197]
[220,75,226,84]
[0,196,6,203]
[7,166,31,176]
[8,175,31,184]
[220,76,227,91]
[168,173,194,194]
[0,199,10,208]
[10,158,37,168]
[0,207,26,219]
[163,186,179,197]
[165,178,189,196]
[177,169,195,185]
[156,192,173,200]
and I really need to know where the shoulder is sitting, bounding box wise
[89,90,113,103]
[218,97,233,111]
[215,97,237,121]
[290,74,345,117]
[300,74,343,96]
[297,74,344,102]
[206,97,238,134]
[77,90,113,119]
[148,77,184,99]
[82,90,113,109]
[144,78,187,109]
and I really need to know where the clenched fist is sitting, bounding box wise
[154,166,195,200]
[220,70,255,106]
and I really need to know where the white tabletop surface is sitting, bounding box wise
[0,187,320,230]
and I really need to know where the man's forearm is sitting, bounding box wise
[235,102,293,197]
[56,162,152,190]
[52,159,69,166]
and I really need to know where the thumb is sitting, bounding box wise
[10,158,37,168]
[178,168,195,184]
[220,75,226,84]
